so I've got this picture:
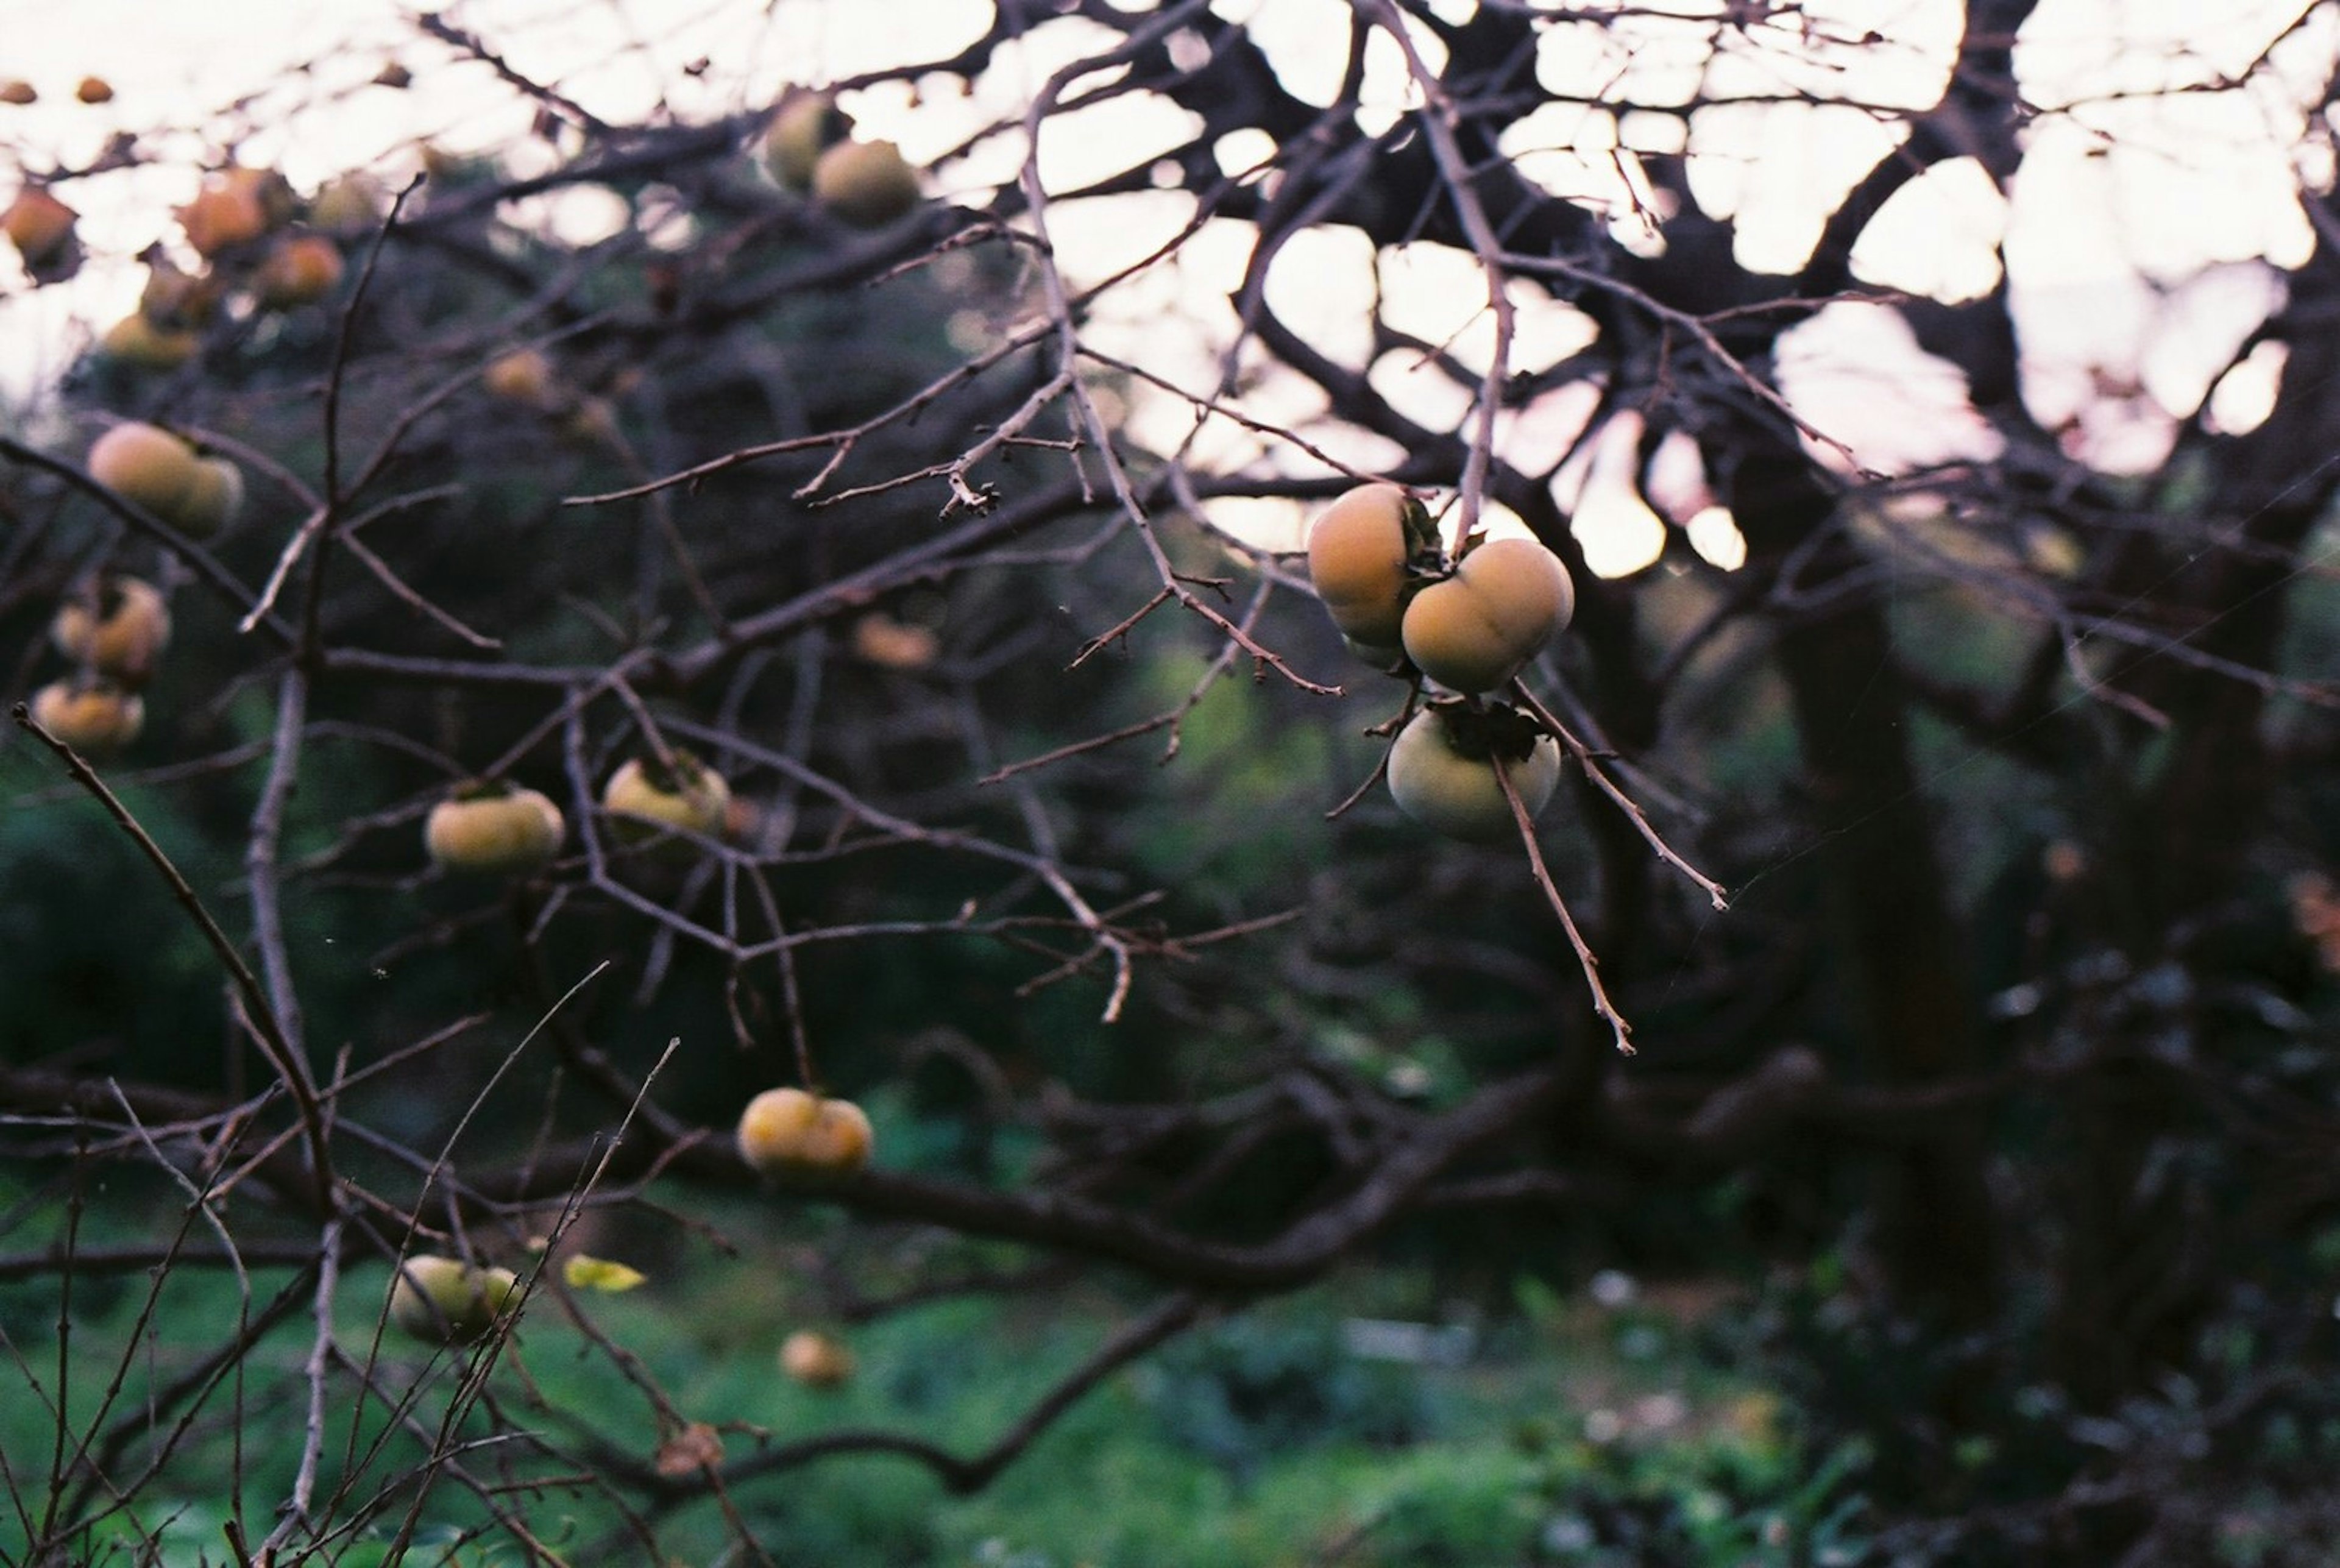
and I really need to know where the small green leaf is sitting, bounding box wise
[563,1254,647,1293]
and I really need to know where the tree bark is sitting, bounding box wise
[1726,437,2000,1328]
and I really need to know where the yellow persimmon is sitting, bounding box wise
[88,423,201,519]
[1399,535,1574,695]
[51,576,170,686]
[425,782,566,875]
[603,753,731,840]
[736,1088,873,1181]
[1305,481,1436,657]
[29,680,144,757]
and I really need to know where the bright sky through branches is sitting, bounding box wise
[1,0,2327,564]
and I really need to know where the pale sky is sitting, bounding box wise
[2,0,2327,567]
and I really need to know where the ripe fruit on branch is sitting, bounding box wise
[176,454,245,538]
[483,347,557,408]
[1400,535,1573,695]
[307,172,386,234]
[254,233,344,308]
[780,1330,856,1388]
[426,782,566,875]
[736,1088,873,1181]
[140,260,225,328]
[560,396,622,449]
[763,91,841,192]
[75,76,113,104]
[603,751,730,839]
[0,81,35,106]
[1305,481,1440,659]
[88,422,200,516]
[722,794,764,847]
[389,1255,520,1345]
[52,575,170,686]
[99,313,200,369]
[1386,701,1561,843]
[812,139,920,228]
[2,186,77,267]
[29,680,144,757]
[178,174,274,258]
[89,424,245,537]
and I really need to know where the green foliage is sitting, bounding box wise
[0,1215,1862,1568]
[1143,1312,1436,1480]
[0,776,232,1080]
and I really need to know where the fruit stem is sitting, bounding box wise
[1495,753,1634,1057]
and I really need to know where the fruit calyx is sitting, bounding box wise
[634,747,709,795]
[1417,697,1552,767]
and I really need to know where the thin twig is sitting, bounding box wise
[1497,753,1635,1056]
[10,704,336,1194]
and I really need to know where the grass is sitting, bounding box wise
[0,1181,1865,1567]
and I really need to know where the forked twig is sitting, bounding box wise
[1496,753,1634,1057]
[1511,681,1729,912]
[11,704,337,1193]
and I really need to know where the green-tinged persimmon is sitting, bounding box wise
[736,1088,873,1181]
[1305,481,1438,658]
[602,752,730,839]
[100,313,200,369]
[812,139,920,228]
[52,576,170,686]
[425,782,566,875]
[176,455,244,538]
[140,260,226,328]
[763,91,840,192]
[1386,703,1561,843]
[29,680,144,757]
[1399,534,1573,695]
[308,172,386,233]
[389,1255,520,1346]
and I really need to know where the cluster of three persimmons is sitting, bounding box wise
[387,1088,870,1350]
[1305,482,1576,843]
[26,424,250,756]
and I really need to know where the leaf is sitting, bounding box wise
[654,1421,725,1477]
[563,1254,648,1293]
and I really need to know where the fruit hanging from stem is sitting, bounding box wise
[426,782,566,875]
[603,751,731,840]
[1386,700,1561,843]
[1400,534,1573,696]
[737,1088,873,1182]
[389,1255,521,1345]
[51,576,170,687]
